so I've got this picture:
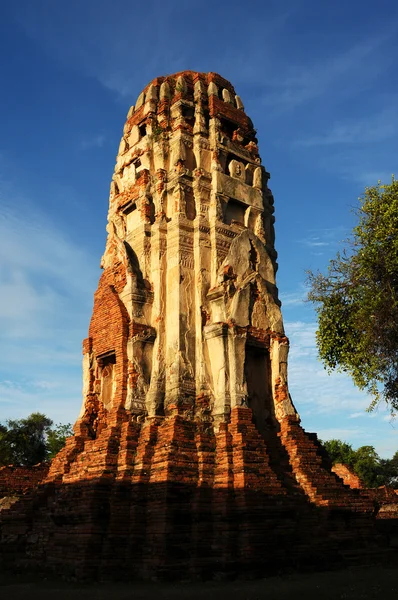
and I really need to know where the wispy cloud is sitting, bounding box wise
[0,203,97,336]
[280,290,306,307]
[295,105,398,148]
[286,320,372,415]
[80,134,106,150]
[262,30,396,113]
[353,171,396,187]
[0,377,84,425]
[316,427,365,443]
[285,320,317,354]
[316,426,398,455]
[285,319,398,456]
[298,227,348,256]
[11,0,191,98]
[349,412,371,419]
[303,239,330,248]
[13,0,395,109]
[0,179,99,423]
[382,414,397,424]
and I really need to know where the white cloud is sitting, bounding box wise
[80,134,106,150]
[283,318,397,456]
[299,227,348,250]
[0,377,83,425]
[285,320,373,415]
[279,290,306,307]
[316,427,364,442]
[0,182,99,424]
[0,203,95,289]
[285,320,317,350]
[0,204,97,340]
[13,0,395,110]
[382,414,397,424]
[349,412,369,419]
[11,1,189,98]
[294,105,398,148]
[316,425,398,457]
[261,30,396,113]
[345,169,396,188]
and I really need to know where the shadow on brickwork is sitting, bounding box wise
[0,481,394,580]
[0,408,396,581]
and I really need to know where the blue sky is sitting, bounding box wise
[0,0,397,457]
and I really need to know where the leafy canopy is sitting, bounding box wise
[46,422,74,459]
[307,177,398,412]
[0,413,73,466]
[321,438,398,488]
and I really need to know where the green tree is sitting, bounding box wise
[380,450,398,488]
[307,177,398,412]
[46,422,73,459]
[0,413,53,466]
[351,445,384,488]
[0,413,73,466]
[0,423,10,465]
[321,439,356,467]
[320,438,396,488]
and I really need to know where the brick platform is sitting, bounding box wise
[1,406,391,580]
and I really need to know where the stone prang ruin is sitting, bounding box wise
[0,72,391,580]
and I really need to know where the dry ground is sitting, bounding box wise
[1,565,397,600]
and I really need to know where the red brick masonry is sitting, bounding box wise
[331,463,363,489]
[1,406,394,580]
[0,464,49,497]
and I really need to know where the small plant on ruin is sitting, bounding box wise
[151,124,164,142]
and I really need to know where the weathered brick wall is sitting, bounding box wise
[330,465,398,519]
[278,417,372,511]
[332,463,363,489]
[88,268,130,411]
[1,407,389,581]
[0,464,49,496]
[366,485,398,502]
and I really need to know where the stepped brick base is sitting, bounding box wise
[1,407,390,581]
[0,464,49,497]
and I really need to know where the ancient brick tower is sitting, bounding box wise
[1,72,380,580]
[80,71,294,434]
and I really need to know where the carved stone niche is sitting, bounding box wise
[224,198,247,226]
[97,351,116,410]
[244,341,274,442]
[228,159,245,181]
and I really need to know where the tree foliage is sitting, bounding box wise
[46,422,74,459]
[322,439,356,468]
[0,413,73,466]
[321,438,398,488]
[380,450,398,488]
[307,177,398,411]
